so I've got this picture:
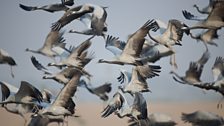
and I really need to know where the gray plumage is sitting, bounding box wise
[148,19,188,48]
[48,36,94,78]
[190,29,219,46]
[26,30,66,59]
[98,20,161,79]
[40,70,81,117]
[29,50,92,125]
[193,0,217,14]
[0,81,43,125]
[69,4,108,37]
[102,90,148,121]
[118,66,159,95]
[79,80,112,101]
[183,1,224,30]
[51,5,94,31]
[98,19,158,66]
[212,57,224,82]
[170,49,210,85]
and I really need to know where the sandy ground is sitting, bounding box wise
[0,101,223,126]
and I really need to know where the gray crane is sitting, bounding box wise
[0,81,43,125]
[28,47,92,125]
[79,79,112,101]
[189,29,219,47]
[51,4,95,31]
[147,19,189,69]
[193,0,217,14]
[98,20,161,79]
[182,1,224,30]
[98,20,158,66]
[102,90,148,122]
[29,69,82,126]
[170,48,210,85]
[69,3,108,38]
[25,30,67,61]
[48,36,94,78]
[117,65,160,95]
[19,0,74,13]
[202,56,224,108]
[104,35,174,69]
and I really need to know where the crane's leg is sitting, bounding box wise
[138,120,142,126]
[217,96,223,109]
[202,41,208,51]
[170,53,178,70]
[66,116,69,126]
[10,66,15,78]
[19,113,27,126]
[62,116,68,126]
[208,41,218,47]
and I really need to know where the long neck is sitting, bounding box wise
[170,71,185,84]
[26,48,40,54]
[43,76,54,80]
[194,5,203,14]
[4,105,18,114]
[189,32,199,40]
[194,5,209,14]
[84,83,93,93]
[99,59,124,65]
[48,62,64,68]
[148,32,160,44]
[116,112,126,119]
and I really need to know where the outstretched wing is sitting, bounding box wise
[30,56,51,75]
[94,83,112,94]
[0,82,10,104]
[136,64,161,79]
[132,92,148,120]
[212,56,224,81]
[182,10,206,21]
[101,91,125,118]
[15,81,43,103]
[185,62,201,82]
[123,19,156,57]
[105,35,126,56]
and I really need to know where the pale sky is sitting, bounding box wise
[0,0,223,103]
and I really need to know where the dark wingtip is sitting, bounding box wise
[61,0,74,6]
[19,4,35,11]
[51,22,62,31]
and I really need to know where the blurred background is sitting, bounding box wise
[0,0,224,125]
[0,0,223,103]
